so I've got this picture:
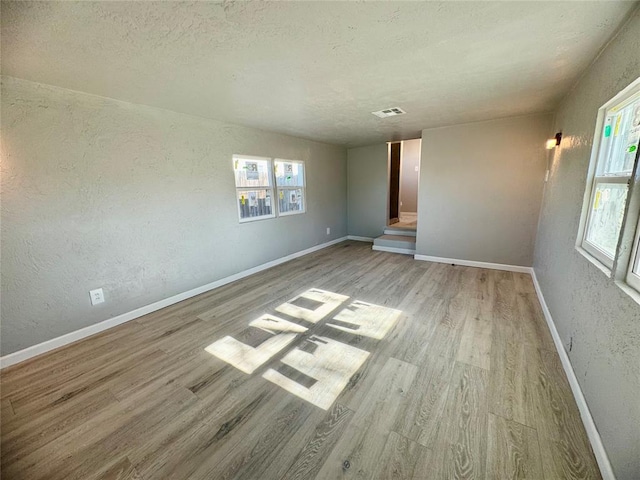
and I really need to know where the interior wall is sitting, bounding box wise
[533,9,640,479]
[416,113,552,266]
[400,139,420,213]
[0,76,348,355]
[346,143,388,238]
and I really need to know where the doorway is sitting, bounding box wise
[388,139,420,229]
[388,142,401,225]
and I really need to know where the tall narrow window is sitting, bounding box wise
[625,96,640,289]
[233,155,275,222]
[582,88,640,268]
[275,159,306,215]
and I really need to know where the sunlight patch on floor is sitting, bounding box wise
[275,288,349,324]
[205,315,307,374]
[263,336,369,410]
[204,288,402,409]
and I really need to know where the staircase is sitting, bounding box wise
[372,225,416,255]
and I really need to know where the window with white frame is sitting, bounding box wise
[626,91,640,289]
[581,83,640,269]
[275,159,306,215]
[233,155,275,222]
[232,155,306,222]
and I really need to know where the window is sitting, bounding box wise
[275,159,306,215]
[580,82,640,269]
[233,155,275,222]
[232,155,306,222]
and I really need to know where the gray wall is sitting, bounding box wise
[416,114,552,266]
[400,139,420,213]
[1,76,347,355]
[347,143,388,238]
[533,10,640,479]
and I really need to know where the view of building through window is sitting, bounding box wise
[233,156,306,222]
[275,160,305,215]
[233,155,274,222]
[582,87,640,268]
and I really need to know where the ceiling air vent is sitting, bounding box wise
[372,107,406,118]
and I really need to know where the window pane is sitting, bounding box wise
[586,182,628,258]
[234,157,272,188]
[634,257,640,276]
[600,94,640,176]
[237,189,274,220]
[278,188,304,214]
[275,161,304,187]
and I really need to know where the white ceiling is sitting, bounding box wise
[2,1,637,147]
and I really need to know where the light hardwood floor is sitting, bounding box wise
[0,241,601,479]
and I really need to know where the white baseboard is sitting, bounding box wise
[0,236,348,369]
[414,254,533,274]
[531,270,615,480]
[0,240,616,480]
[372,245,416,255]
[347,235,374,242]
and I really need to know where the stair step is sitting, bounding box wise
[372,234,416,254]
[384,228,416,237]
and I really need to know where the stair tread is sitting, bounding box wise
[383,229,416,237]
[386,225,417,232]
[372,245,416,255]
[375,234,416,242]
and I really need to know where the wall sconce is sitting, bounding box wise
[546,132,562,149]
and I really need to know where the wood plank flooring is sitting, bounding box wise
[0,241,602,479]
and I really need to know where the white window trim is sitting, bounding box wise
[582,175,630,269]
[236,197,276,223]
[232,155,307,223]
[275,159,307,217]
[576,76,640,298]
[626,219,640,291]
[233,154,276,223]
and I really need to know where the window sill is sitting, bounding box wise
[614,280,640,307]
[239,214,276,224]
[279,210,306,217]
[575,246,612,278]
[575,245,640,305]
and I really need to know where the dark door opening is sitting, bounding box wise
[388,142,401,225]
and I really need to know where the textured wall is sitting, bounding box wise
[1,76,347,355]
[533,10,640,479]
[400,139,420,213]
[416,114,551,266]
[346,143,388,238]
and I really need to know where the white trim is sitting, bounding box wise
[347,235,374,242]
[234,155,276,223]
[0,236,348,369]
[626,207,640,291]
[384,229,416,237]
[413,254,533,274]
[578,79,640,270]
[275,159,307,217]
[575,246,613,277]
[278,208,305,217]
[531,270,615,480]
[0,240,617,480]
[372,245,415,255]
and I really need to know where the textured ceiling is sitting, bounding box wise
[2,1,637,147]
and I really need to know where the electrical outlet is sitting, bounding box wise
[90,288,105,306]
[326,227,331,235]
